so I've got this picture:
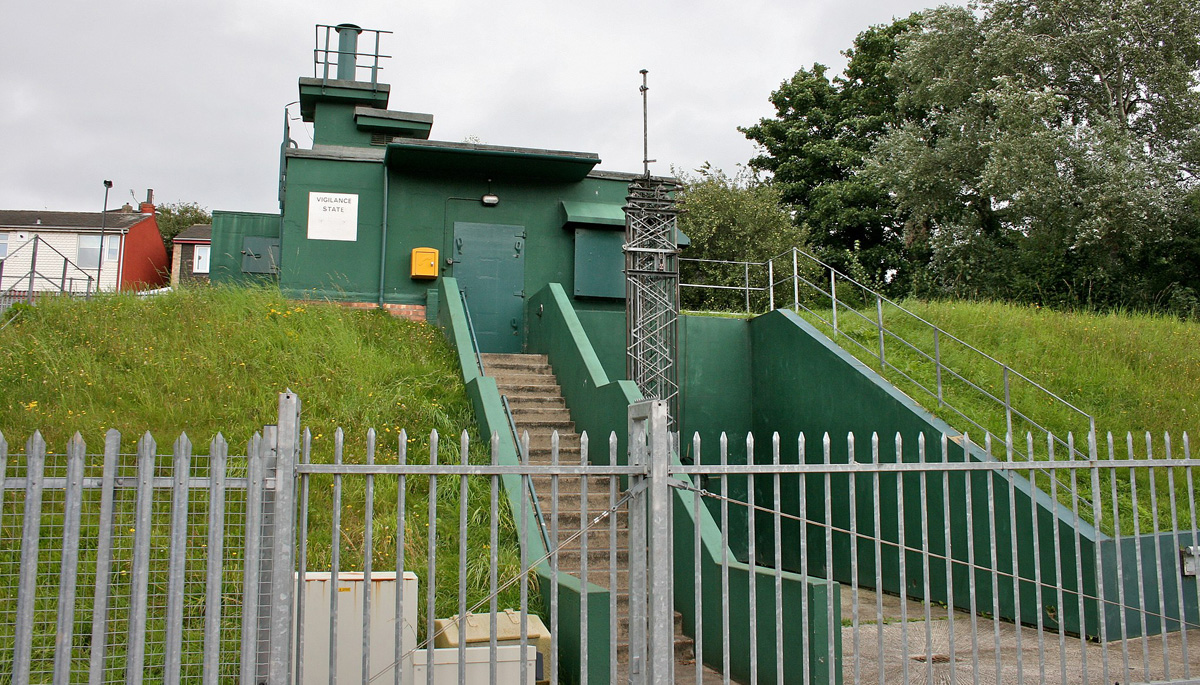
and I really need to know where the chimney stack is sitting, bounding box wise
[335,24,363,81]
[140,189,155,215]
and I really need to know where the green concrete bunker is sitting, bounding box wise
[207,21,1199,685]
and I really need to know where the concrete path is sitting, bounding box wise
[841,588,1200,684]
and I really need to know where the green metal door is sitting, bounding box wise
[452,222,526,353]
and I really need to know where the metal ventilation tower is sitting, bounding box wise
[624,70,680,425]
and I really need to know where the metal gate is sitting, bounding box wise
[3,394,1199,684]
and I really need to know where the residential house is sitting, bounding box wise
[0,191,169,297]
[171,223,211,285]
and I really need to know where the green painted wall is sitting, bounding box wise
[675,307,1193,641]
[521,297,1195,641]
[209,210,280,285]
[572,308,625,381]
[312,101,374,148]
[280,150,631,337]
[279,156,385,301]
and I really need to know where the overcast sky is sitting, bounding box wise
[1,1,941,215]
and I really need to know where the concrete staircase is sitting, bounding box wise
[481,353,721,683]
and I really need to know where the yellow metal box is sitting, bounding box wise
[411,247,439,279]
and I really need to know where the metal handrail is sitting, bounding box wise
[459,289,554,555]
[678,249,1096,473]
[0,235,96,305]
[312,24,392,86]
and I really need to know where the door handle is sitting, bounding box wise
[455,237,464,253]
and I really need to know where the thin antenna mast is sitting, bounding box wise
[640,69,655,177]
[624,68,679,428]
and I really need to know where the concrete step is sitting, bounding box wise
[613,632,695,663]
[492,371,557,385]
[512,418,575,432]
[552,546,629,568]
[530,481,624,502]
[537,496,629,523]
[524,449,584,465]
[547,527,631,556]
[521,431,582,452]
[504,395,566,409]
[495,384,563,399]
[479,353,548,367]
[510,406,574,422]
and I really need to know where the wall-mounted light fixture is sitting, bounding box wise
[481,179,499,207]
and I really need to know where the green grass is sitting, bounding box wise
[0,286,534,681]
[797,298,1200,441]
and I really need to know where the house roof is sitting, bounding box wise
[0,210,148,233]
[174,224,212,244]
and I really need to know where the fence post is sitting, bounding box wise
[768,259,774,312]
[630,400,674,684]
[12,432,46,684]
[744,262,751,314]
[27,236,38,304]
[627,405,648,681]
[792,248,799,311]
[830,268,838,335]
[1003,365,1012,442]
[268,391,301,685]
[934,328,943,407]
[256,425,277,683]
[876,295,885,368]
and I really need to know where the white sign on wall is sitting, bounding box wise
[307,192,359,241]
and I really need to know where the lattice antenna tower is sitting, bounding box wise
[624,69,680,426]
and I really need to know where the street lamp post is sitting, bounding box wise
[97,180,112,294]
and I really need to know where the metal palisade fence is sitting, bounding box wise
[1,393,1199,684]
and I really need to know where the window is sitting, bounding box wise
[0,233,7,259]
[105,235,120,261]
[193,245,211,274]
[77,235,101,269]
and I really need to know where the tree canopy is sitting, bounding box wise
[675,165,808,311]
[155,201,211,258]
[743,0,1200,316]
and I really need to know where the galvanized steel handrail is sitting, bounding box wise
[680,248,1095,461]
[0,234,96,305]
[459,287,554,556]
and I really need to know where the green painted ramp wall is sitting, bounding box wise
[532,304,1198,644]
[742,308,1196,641]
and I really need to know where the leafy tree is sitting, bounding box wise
[747,0,1200,316]
[155,201,211,257]
[867,0,1200,312]
[675,166,809,311]
[741,16,919,290]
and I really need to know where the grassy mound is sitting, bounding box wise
[801,299,1200,439]
[0,287,532,676]
[0,286,472,450]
